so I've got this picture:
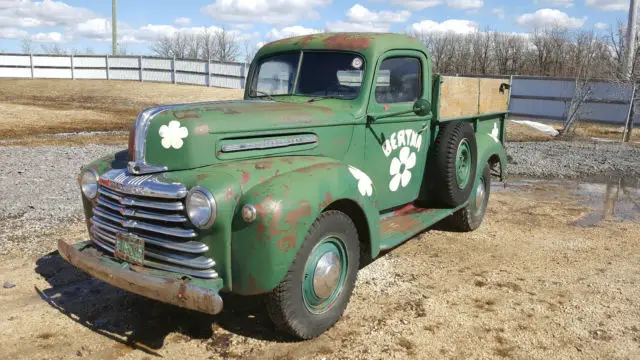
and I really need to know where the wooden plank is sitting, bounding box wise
[440,76,480,119]
[479,78,509,114]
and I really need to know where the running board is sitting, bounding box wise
[378,202,467,251]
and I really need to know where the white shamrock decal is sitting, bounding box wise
[348,166,373,197]
[489,123,500,143]
[389,146,417,192]
[159,120,188,149]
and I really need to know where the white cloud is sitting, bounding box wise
[173,17,192,27]
[410,19,479,34]
[0,27,28,39]
[233,23,254,30]
[0,0,94,28]
[533,0,574,8]
[585,0,627,12]
[390,0,483,10]
[74,18,112,40]
[447,0,483,10]
[31,31,65,43]
[326,21,390,32]
[594,22,609,30]
[491,7,505,19]
[267,26,322,40]
[201,0,331,25]
[327,4,410,33]
[391,0,440,10]
[516,9,586,29]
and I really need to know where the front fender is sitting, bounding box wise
[230,159,380,295]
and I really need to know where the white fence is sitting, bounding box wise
[0,53,249,89]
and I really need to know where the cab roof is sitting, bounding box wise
[255,32,429,61]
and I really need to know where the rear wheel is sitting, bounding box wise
[443,163,491,232]
[266,210,360,339]
[431,121,478,207]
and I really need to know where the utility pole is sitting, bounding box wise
[623,0,639,142]
[112,0,117,56]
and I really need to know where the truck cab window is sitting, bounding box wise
[375,57,421,104]
[255,53,299,95]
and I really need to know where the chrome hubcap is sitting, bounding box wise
[474,181,486,213]
[313,251,342,299]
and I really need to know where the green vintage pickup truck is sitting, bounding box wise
[60,32,508,339]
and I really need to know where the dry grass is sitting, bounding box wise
[507,118,640,142]
[0,79,244,141]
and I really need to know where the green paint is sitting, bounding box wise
[456,139,472,190]
[69,33,508,307]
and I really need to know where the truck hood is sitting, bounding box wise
[129,100,357,173]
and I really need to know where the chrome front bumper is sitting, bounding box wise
[57,239,224,315]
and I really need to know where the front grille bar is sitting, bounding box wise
[98,187,184,211]
[90,216,208,254]
[91,226,214,269]
[93,207,197,238]
[90,236,218,279]
[97,197,187,223]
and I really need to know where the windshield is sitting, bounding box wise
[251,52,365,100]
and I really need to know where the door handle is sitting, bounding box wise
[418,123,428,134]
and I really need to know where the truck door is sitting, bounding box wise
[363,50,432,211]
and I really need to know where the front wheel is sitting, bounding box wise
[266,210,360,339]
[442,163,491,232]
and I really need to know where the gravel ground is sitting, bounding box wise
[506,141,640,181]
[0,144,123,256]
[0,140,638,256]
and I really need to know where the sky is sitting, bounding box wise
[0,0,634,56]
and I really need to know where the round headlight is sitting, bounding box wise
[80,169,99,199]
[186,186,216,229]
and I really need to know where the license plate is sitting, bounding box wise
[115,232,145,266]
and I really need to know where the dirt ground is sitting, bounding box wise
[0,79,243,145]
[1,179,639,360]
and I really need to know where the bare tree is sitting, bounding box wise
[40,43,67,55]
[214,28,240,62]
[20,37,34,54]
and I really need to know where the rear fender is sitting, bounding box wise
[475,132,507,179]
[230,160,380,295]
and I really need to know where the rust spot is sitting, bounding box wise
[320,192,333,209]
[280,158,293,164]
[196,174,209,181]
[194,124,209,135]
[173,109,201,120]
[277,234,297,253]
[380,204,434,236]
[202,106,241,115]
[246,275,266,295]
[177,281,188,301]
[225,186,233,203]
[241,171,251,185]
[280,112,313,122]
[255,161,272,170]
[216,151,223,157]
[324,34,372,50]
[384,104,390,111]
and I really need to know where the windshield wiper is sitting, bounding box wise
[253,91,294,103]
[307,95,350,103]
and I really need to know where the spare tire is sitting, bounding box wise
[432,121,477,207]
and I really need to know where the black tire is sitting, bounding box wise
[432,121,478,207]
[266,210,360,339]
[443,163,491,232]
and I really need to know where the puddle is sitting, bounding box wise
[570,178,640,227]
[493,177,640,227]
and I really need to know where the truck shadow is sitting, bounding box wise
[34,251,295,355]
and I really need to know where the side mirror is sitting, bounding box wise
[369,99,432,122]
[412,99,432,117]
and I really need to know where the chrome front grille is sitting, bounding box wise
[89,169,217,279]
